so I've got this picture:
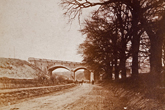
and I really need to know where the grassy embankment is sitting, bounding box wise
[101,74,165,109]
[0,58,74,89]
[0,58,77,106]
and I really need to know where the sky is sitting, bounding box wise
[0,0,96,62]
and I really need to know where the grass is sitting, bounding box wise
[100,73,165,109]
[0,57,44,79]
[0,57,75,89]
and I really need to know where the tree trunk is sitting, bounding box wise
[114,39,119,79]
[120,39,127,78]
[105,62,113,80]
[119,49,126,78]
[145,28,163,74]
[150,36,163,74]
[94,70,100,81]
[132,35,140,76]
[120,58,126,78]
[114,58,119,80]
[131,0,141,76]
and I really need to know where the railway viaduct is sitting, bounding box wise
[28,57,94,82]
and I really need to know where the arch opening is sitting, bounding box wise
[74,68,90,81]
[48,66,75,84]
[48,65,74,80]
[52,68,72,80]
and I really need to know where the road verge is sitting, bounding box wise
[0,83,76,106]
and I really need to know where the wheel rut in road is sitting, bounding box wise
[0,84,124,110]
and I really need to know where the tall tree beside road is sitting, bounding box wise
[78,15,117,80]
[61,0,165,80]
[141,0,165,74]
[78,4,133,80]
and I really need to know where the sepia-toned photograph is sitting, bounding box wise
[0,0,165,109]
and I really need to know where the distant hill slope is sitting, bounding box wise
[76,71,87,80]
[52,71,72,79]
[0,57,45,79]
[52,71,89,80]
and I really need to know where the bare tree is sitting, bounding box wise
[61,0,165,79]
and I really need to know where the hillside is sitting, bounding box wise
[53,71,89,80]
[0,57,89,80]
[75,71,88,80]
[0,57,44,79]
[52,71,72,79]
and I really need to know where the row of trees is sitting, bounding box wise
[61,0,165,81]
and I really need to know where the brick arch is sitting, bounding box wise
[73,67,88,73]
[28,57,94,81]
[48,65,71,72]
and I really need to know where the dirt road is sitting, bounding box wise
[0,83,125,110]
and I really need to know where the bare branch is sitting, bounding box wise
[61,0,124,23]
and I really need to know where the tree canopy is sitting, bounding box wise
[61,0,165,81]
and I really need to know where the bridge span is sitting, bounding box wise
[28,57,94,82]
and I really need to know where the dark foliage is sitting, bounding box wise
[61,0,165,82]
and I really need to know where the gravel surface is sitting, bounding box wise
[0,84,125,110]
